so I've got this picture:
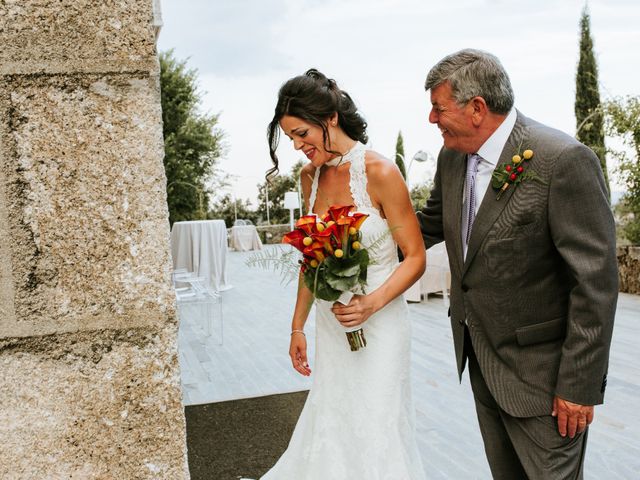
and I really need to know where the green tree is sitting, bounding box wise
[160,50,224,224]
[395,131,407,180]
[257,161,305,225]
[575,6,610,200]
[410,181,433,211]
[209,194,258,228]
[604,96,640,243]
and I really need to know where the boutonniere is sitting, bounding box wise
[491,147,546,200]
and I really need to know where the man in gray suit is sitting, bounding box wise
[418,49,618,479]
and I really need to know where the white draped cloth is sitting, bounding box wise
[170,220,231,292]
[230,225,263,251]
[421,242,451,302]
[404,243,451,302]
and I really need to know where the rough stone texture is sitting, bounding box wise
[0,324,186,478]
[0,74,174,337]
[0,1,189,478]
[0,0,158,75]
[617,245,640,294]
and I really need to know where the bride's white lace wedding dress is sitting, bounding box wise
[260,142,426,479]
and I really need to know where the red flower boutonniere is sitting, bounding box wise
[491,147,546,200]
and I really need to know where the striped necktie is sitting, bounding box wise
[462,153,482,248]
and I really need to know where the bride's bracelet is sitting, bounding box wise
[291,329,306,336]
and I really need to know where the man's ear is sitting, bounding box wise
[469,97,488,127]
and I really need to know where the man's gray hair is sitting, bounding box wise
[425,49,514,115]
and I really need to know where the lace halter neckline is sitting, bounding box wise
[308,141,376,216]
[324,141,365,167]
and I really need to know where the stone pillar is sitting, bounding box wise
[0,1,189,478]
[617,245,640,294]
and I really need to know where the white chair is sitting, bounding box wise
[421,243,451,306]
[173,269,223,345]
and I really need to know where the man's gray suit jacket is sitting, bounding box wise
[418,111,618,417]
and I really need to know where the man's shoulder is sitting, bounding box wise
[518,112,596,160]
[518,112,602,182]
[520,113,573,142]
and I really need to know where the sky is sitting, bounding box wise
[157,0,640,206]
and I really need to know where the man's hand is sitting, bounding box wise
[552,395,594,438]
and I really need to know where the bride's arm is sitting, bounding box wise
[331,152,425,327]
[288,164,317,376]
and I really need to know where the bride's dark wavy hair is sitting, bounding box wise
[266,68,368,179]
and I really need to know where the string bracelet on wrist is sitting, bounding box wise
[291,329,305,336]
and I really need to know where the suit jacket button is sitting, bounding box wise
[461,284,469,292]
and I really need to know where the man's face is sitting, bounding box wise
[429,81,477,154]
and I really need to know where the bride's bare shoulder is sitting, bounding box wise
[363,149,404,184]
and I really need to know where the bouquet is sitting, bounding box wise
[283,205,371,351]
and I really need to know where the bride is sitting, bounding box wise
[260,69,427,479]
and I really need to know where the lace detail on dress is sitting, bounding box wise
[346,142,376,212]
[307,167,322,215]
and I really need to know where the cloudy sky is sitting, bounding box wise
[157,0,639,205]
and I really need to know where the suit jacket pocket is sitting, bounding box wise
[515,317,566,346]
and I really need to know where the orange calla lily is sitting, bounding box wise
[303,241,326,263]
[282,229,306,252]
[350,212,369,231]
[295,215,319,235]
[312,225,336,254]
[326,205,354,222]
[335,216,354,246]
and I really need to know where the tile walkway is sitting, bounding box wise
[178,245,640,479]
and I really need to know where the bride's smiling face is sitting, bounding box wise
[279,115,335,167]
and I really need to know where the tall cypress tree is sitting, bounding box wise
[395,131,407,180]
[575,6,610,200]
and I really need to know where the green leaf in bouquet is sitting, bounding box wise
[325,269,360,291]
[303,266,341,302]
[355,249,369,283]
[324,255,361,277]
[245,245,301,285]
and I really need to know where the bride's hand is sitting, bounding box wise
[289,332,311,376]
[331,294,376,328]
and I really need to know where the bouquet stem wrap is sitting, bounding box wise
[336,291,367,352]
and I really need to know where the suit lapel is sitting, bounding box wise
[462,114,529,277]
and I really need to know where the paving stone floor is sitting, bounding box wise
[178,245,640,479]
